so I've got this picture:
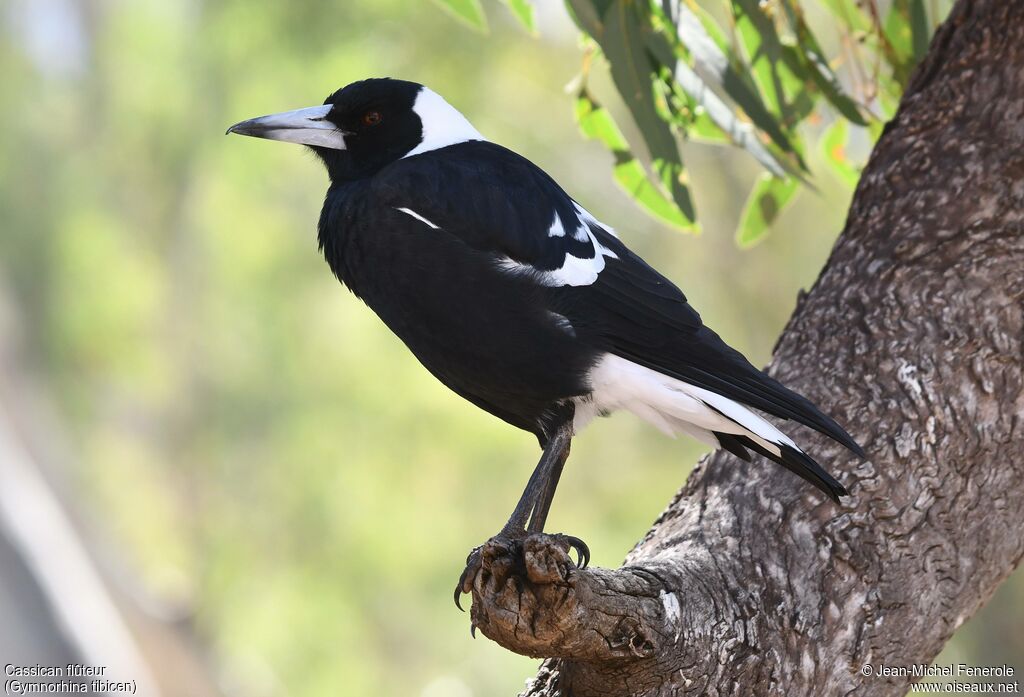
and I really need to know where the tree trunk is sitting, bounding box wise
[464,1,1024,694]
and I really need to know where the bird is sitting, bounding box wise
[227,77,864,606]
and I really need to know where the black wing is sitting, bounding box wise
[554,227,865,458]
[370,141,610,275]
[373,141,864,459]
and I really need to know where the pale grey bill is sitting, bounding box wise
[226,104,348,149]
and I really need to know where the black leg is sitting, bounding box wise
[523,438,590,569]
[526,440,570,533]
[501,423,572,534]
[455,414,590,609]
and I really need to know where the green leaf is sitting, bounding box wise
[660,79,729,144]
[574,90,696,231]
[499,0,536,35]
[617,157,697,230]
[867,116,885,145]
[574,89,628,149]
[816,0,912,106]
[671,60,786,176]
[592,2,696,222]
[883,0,934,86]
[429,0,488,32]
[886,0,930,66]
[884,2,912,63]
[820,119,861,189]
[779,0,867,125]
[565,0,613,36]
[688,110,731,144]
[818,0,872,33]
[668,2,799,159]
[910,0,930,61]
[687,3,731,51]
[736,173,798,247]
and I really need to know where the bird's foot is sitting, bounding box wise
[454,531,589,612]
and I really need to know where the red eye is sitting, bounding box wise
[362,111,382,126]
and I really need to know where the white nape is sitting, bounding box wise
[573,354,796,455]
[395,207,441,229]
[403,87,485,158]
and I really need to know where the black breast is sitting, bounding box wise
[317,181,598,441]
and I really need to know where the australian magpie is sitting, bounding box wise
[227,78,864,605]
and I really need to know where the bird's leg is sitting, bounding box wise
[456,418,588,609]
[526,440,589,569]
[499,424,572,534]
[525,440,570,533]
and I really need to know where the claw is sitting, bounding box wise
[564,534,590,569]
[454,546,482,610]
[455,532,590,616]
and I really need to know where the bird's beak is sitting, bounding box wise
[226,104,348,149]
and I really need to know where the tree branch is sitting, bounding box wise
[466,1,1024,694]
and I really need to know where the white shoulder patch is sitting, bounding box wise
[403,87,485,158]
[573,201,618,239]
[499,206,619,287]
[498,236,617,287]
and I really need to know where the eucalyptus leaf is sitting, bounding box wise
[668,2,799,159]
[565,0,613,36]
[596,2,696,222]
[534,0,944,242]
[430,0,488,32]
[780,0,867,125]
[672,61,786,176]
[883,0,929,85]
[575,90,697,231]
[736,173,798,247]
[910,0,930,61]
[499,0,537,35]
[574,89,628,149]
[820,119,861,189]
[818,0,872,32]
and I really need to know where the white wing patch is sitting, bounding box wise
[573,354,796,456]
[395,207,441,229]
[573,201,617,239]
[500,206,619,287]
[403,87,485,158]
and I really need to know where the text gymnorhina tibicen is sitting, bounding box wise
[227,78,865,606]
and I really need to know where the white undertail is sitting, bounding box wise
[574,354,798,455]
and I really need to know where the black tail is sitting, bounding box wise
[691,358,866,459]
[713,432,849,503]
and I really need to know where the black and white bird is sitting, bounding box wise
[227,78,863,602]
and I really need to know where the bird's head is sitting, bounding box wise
[226,78,483,181]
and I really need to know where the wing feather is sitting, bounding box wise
[559,228,865,457]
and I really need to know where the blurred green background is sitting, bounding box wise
[0,1,1019,695]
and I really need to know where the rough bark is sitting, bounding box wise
[465,1,1024,694]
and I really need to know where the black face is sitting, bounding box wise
[314,78,425,182]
